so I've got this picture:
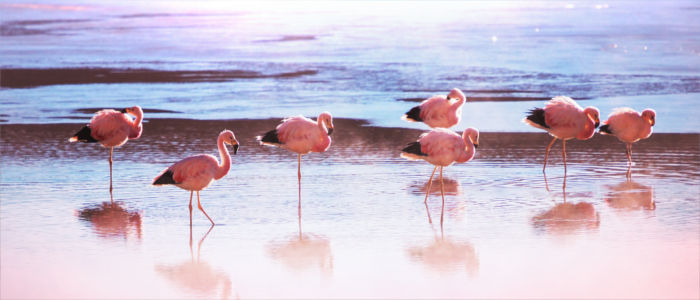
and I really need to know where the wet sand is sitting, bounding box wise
[1,119,698,298]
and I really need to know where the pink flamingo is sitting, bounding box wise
[523,96,600,174]
[401,127,479,224]
[69,106,144,193]
[402,88,467,128]
[599,107,656,170]
[257,112,334,215]
[152,130,239,225]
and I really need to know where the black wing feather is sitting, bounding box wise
[404,106,422,122]
[260,129,281,145]
[402,142,427,156]
[71,126,98,143]
[153,170,178,185]
[525,108,549,129]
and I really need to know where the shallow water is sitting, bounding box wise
[1,1,700,298]
[1,120,698,298]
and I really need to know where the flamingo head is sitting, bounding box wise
[462,127,480,149]
[121,106,143,117]
[447,88,466,102]
[319,111,334,135]
[220,130,239,155]
[641,109,656,126]
[584,106,601,128]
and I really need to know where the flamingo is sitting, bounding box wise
[598,108,656,172]
[523,96,600,174]
[152,130,239,225]
[402,88,467,128]
[401,127,479,224]
[257,112,334,216]
[69,106,144,193]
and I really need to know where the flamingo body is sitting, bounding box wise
[599,108,655,143]
[401,128,477,166]
[525,96,599,141]
[403,88,466,128]
[401,127,479,225]
[599,107,656,171]
[153,130,239,225]
[523,96,600,173]
[259,112,333,154]
[69,106,144,193]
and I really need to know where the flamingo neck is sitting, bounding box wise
[129,110,144,139]
[317,117,327,134]
[464,139,476,161]
[577,118,596,140]
[214,136,231,180]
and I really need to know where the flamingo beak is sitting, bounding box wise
[595,121,600,128]
[327,127,334,136]
[120,108,128,113]
[473,143,479,149]
[232,143,239,155]
[650,118,655,126]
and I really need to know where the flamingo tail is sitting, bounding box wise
[153,170,177,185]
[69,126,98,143]
[402,106,422,122]
[524,108,549,129]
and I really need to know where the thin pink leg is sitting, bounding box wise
[562,139,567,175]
[626,143,632,178]
[297,153,302,220]
[109,147,113,193]
[439,166,445,226]
[424,165,438,204]
[543,137,557,173]
[197,191,215,225]
[188,191,193,226]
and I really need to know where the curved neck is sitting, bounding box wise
[317,117,326,133]
[577,118,595,140]
[464,138,476,161]
[129,110,144,139]
[214,137,231,180]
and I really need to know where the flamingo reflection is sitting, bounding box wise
[267,214,333,276]
[533,175,600,234]
[77,201,141,240]
[414,177,464,224]
[408,206,479,276]
[155,226,232,299]
[605,179,655,210]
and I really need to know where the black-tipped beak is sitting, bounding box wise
[327,128,334,136]
[120,108,128,113]
[474,143,479,149]
[233,144,239,155]
[595,121,600,128]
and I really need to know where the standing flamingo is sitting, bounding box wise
[69,106,144,193]
[599,107,656,172]
[152,130,239,225]
[523,96,600,174]
[402,88,467,128]
[257,112,334,216]
[401,127,479,225]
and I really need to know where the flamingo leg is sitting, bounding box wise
[626,143,632,166]
[543,137,557,173]
[298,153,302,220]
[439,166,445,226]
[424,165,438,204]
[196,191,215,225]
[109,147,114,193]
[562,139,567,174]
[188,191,193,226]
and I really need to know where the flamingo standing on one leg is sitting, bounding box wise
[401,127,479,225]
[402,88,467,128]
[257,112,334,217]
[153,130,239,225]
[523,96,600,174]
[69,106,144,194]
[599,107,656,175]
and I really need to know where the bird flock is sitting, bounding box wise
[69,89,656,225]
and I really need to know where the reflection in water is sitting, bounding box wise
[77,201,141,240]
[155,226,232,299]
[408,210,479,276]
[411,177,462,197]
[532,202,600,234]
[267,215,333,276]
[605,179,655,210]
